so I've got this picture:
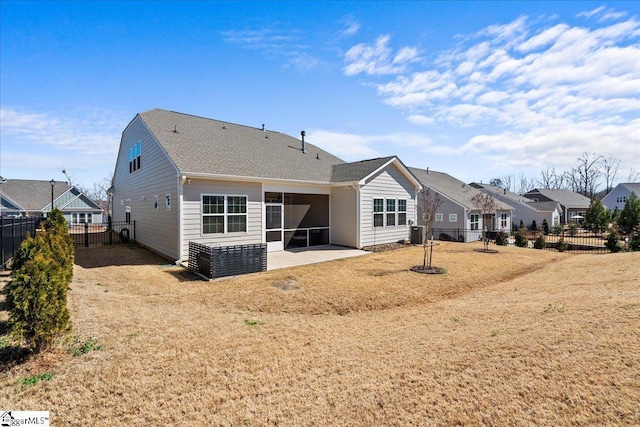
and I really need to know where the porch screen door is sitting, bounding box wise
[265,192,283,252]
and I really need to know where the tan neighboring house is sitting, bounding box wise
[111,109,422,262]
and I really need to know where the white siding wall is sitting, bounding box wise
[330,186,358,247]
[112,117,180,260]
[359,165,417,247]
[182,178,263,259]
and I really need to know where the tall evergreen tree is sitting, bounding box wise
[618,192,640,235]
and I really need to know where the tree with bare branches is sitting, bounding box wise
[416,187,443,271]
[471,192,498,252]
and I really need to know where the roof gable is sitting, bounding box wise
[0,179,72,211]
[138,109,345,184]
[332,156,421,188]
[410,168,511,211]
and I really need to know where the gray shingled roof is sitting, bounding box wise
[470,182,535,204]
[331,156,396,182]
[410,168,512,211]
[524,188,591,208]
[0,179,72,211]
[139,109,346,183]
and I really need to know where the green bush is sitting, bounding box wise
[556,238,568,252]
[542,219,549,235]
[6,210,74,352]
[533,235,546,249]
[568,223,578,237]
[605,231,623,253]
[629,227,640,251]
[514,230,528,248]
[551,224,563,235]
[494,231,509,246]
[529,220,538,231]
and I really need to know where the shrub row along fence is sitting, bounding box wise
[424,227,613,254]
[1,217,40,271]
[68,221,135,248]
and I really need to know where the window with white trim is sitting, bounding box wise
[373,198,384,227]
[449,213,457,222]
[398,199,407,226]
[129,141,141,173]
[386,199,396,226]
[202,195,247,234]
[500,213,508,229]
[470,214,479,230]
[435,213,443,222]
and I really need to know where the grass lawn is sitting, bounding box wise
[1,242,639,425]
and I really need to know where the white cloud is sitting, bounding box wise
[343,11,640,178]
[0,107,124,156]
[339,16,361,37]
[343,35,419,76]
[306,130,381,161]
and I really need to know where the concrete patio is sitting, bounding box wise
[267,245,370,270]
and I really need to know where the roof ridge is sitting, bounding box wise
[142,108,286,135]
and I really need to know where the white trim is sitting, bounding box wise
[359,157,422,190]
[200,193,249,236]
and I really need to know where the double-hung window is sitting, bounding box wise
[470,214,479,230]
[373,198,384,227]
[129,141,141,173]
[398,199,407,226]
[435,213,443,222]
[386,199,396,226]
[500,213,508,229]
[202,195,247,234]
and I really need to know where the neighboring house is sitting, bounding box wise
[471,183,562,229]
[111,109,421,262]
[0,179,103,223]
[601,183,640,213]
[522,188,591,224]
[409,168,513,242]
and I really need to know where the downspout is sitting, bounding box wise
[177,175,186,264]
[352,183,361,248]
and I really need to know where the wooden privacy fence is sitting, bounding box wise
[1,217,40,270]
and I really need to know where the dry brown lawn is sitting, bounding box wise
[1,243,639,426]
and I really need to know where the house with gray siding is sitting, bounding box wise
[522,188,591,224]
[409,168,513,242]
[470,182,562,230]
[601,183,640,213]
[0,179,102,223]
[111,109,421,262]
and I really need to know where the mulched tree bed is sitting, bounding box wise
[410,266,446,274]
[473,249,499,254]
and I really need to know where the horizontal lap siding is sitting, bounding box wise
[360,166,416,247]
[330,186,357,247]
[112,117,180,260]
[182,179,262,259]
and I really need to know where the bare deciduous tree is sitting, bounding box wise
[628,168,640,183]
[602,157,620,193]
[574,152,603,198]
[471,192,498,252]
[417,187,443,270]
[501,174,514,192]
[515,174,535,195]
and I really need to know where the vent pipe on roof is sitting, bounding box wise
[261,124,265,131]
[301,131,306,153]
[173,125,177,133]
[427,167,429,174]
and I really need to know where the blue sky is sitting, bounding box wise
[1,1,638,191]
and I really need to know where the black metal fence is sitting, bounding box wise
[425,227,613,254]
[188,242,267,279]
[1,217,40,270]
[69,220,135,248]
